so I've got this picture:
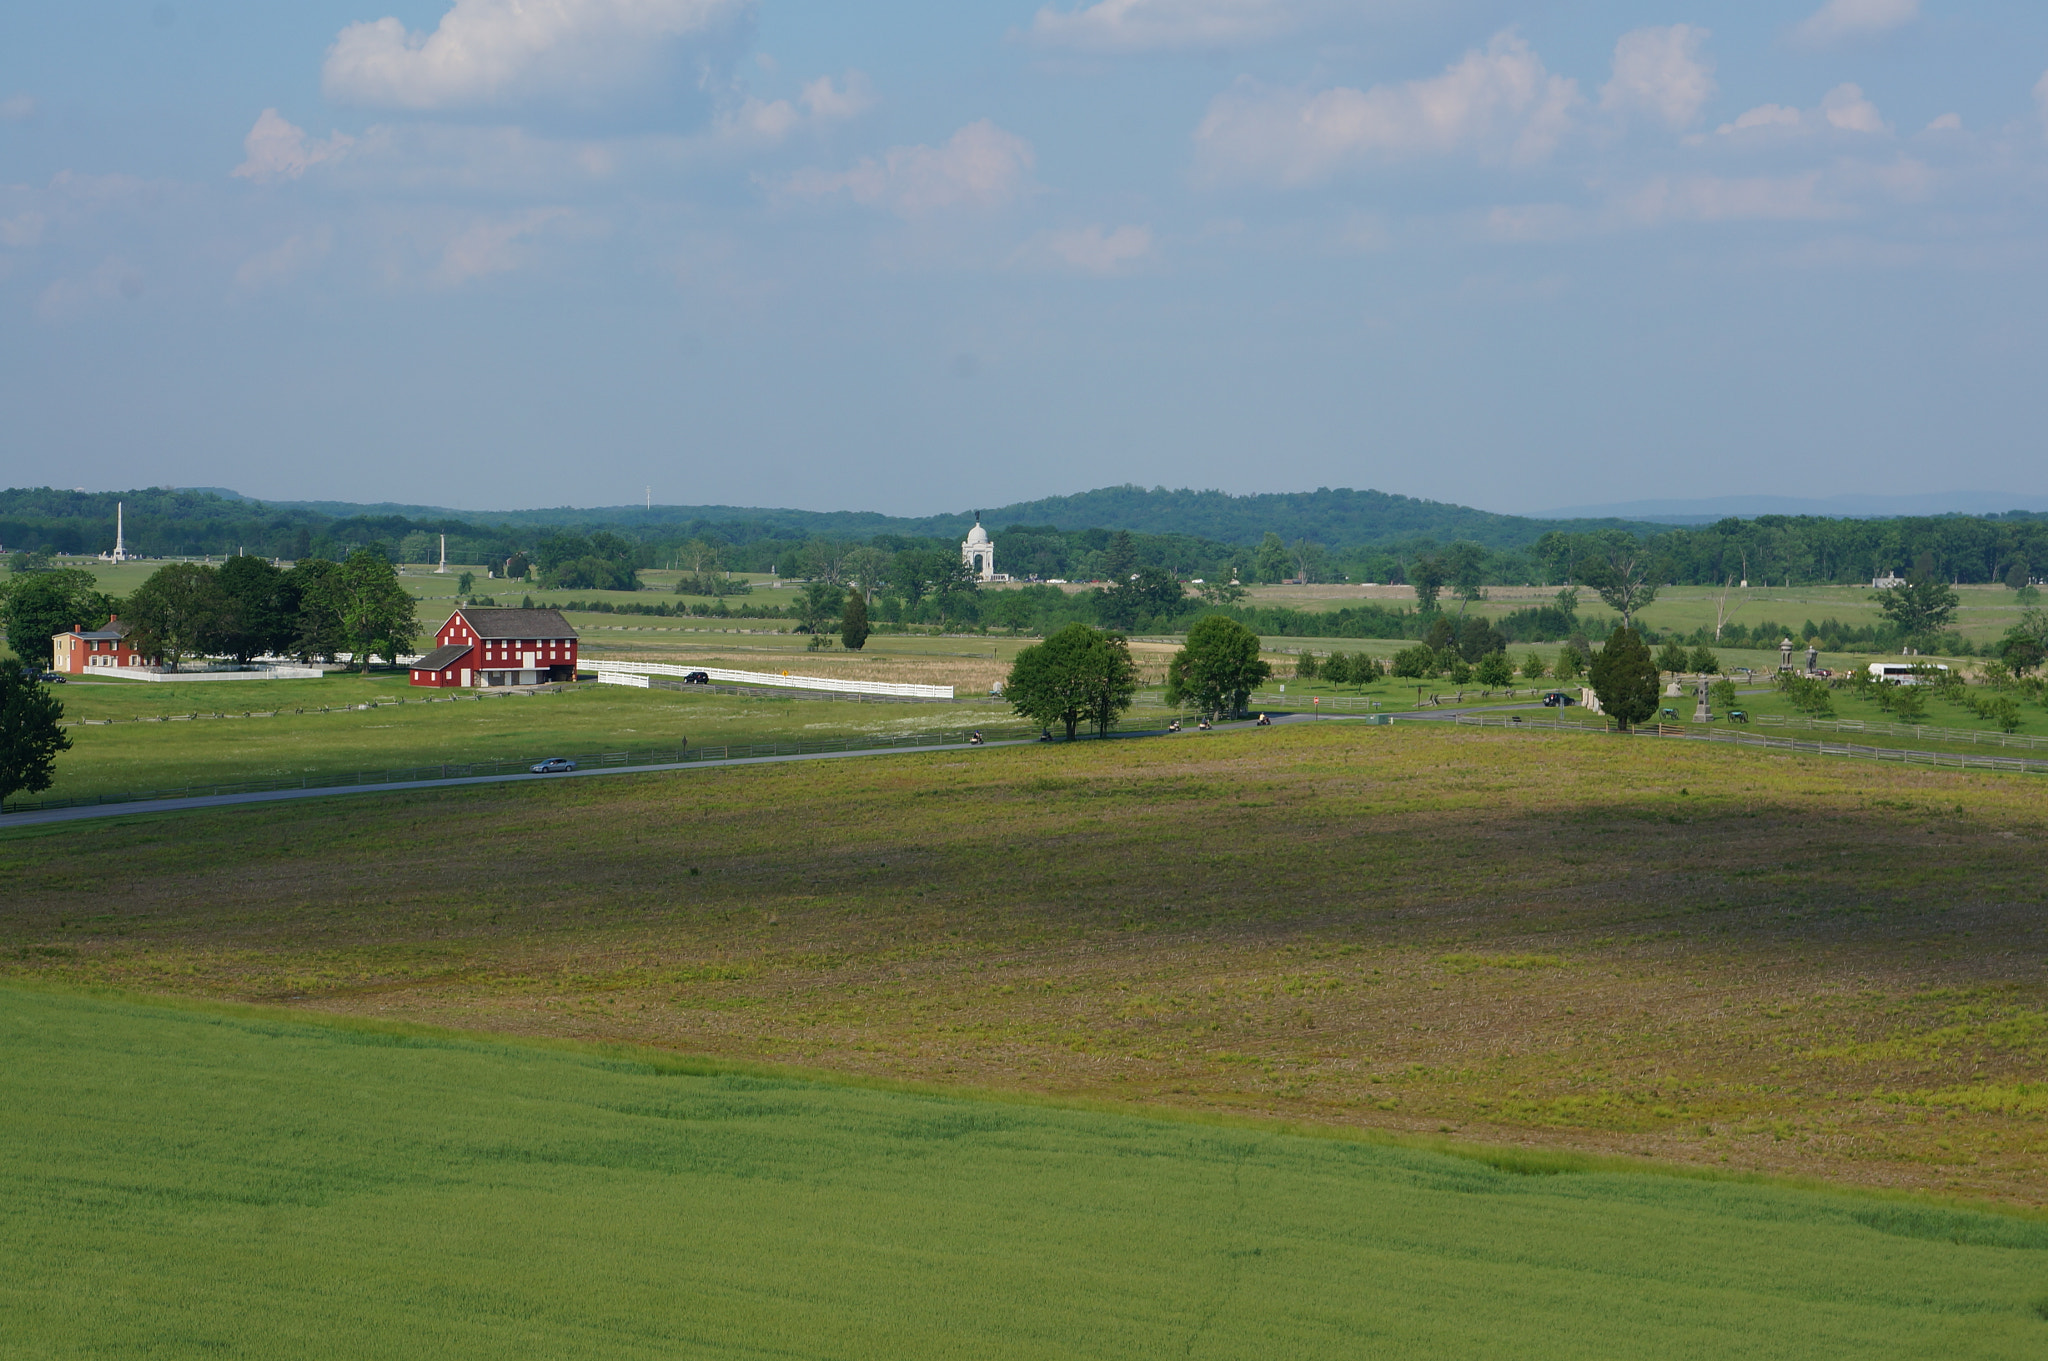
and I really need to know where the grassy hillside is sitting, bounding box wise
[7,724,2047,1204]
[5,986,2046,1359]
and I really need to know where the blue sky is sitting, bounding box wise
[4,1,2047,516]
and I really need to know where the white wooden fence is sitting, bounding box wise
[585,659,954,700]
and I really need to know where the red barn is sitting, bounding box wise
[409,607,580,688]
[53,615,146,674]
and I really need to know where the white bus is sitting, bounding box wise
[1868,662,1948,685]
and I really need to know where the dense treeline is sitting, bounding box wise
[0,552,418,671]
[7,488,2047,604]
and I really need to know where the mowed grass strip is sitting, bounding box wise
[4,986,2047,1360]
[6,724,2048,1203]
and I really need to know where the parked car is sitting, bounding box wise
[37,670,66,684]
[682,671,711,684]
[529,758,577,774]
[1541,691,1574,707]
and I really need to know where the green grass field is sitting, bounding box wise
[9,724,2048,1206]
[5,985,2046,1359]
[39,673,1011,799]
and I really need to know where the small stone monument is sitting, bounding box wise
[1780,636,1794,670]
[1806,643,1819,674]
[1694,674,1711,722]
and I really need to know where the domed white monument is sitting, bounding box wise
[961,514,995,581]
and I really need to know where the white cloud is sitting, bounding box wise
[1792,0,1918,48]
[1484,203,1577,242]
[1717,104,1801,135]
[1923,112,1961,133]
[1712,85,1886,138]
[1194,33,1580,185]
[37,256,146,321]
[0,171,160,254]
[780,121,1037,216]
[1,93,36,123]
[0,210,45,248]
[800,73,872,122]
[709,72,871,148]
[322,0,747,110]
[436,207,576,284]
[232,109,355,182]
[1031,224,1154,273]
[234,229,334,290]
[1600,25,1715,130]
[1822,83,1885,133]
[1027,0,1330,52]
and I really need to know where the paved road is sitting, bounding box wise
[1,740,1034,832]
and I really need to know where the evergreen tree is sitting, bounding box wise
[1588,625,1659,731]
[840,589,870,651]
[1655,640,1691,675]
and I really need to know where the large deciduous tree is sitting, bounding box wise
[0,568,117,668]
[1873,557,1959,643]
[124,563,226,672]
[843,545,893,604]
[1407,554,1447,614]
[0,659,70,804]
[534,531,640,591]
[1588,625,1659,731]
[796,581,845,635]
[1098,564,1184,631]
[1576,538,1664,628]
[283,559,344,661]
[214,555,289,663]
[1252,532,1290,585]
[1006,623,1139,740]
[1164,615,1271,721]
[322,549,419,673]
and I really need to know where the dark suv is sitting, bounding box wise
[682,671,711,684]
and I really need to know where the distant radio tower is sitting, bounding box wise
[646,486,652,510]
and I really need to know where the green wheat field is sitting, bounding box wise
[4,984,2047,1359]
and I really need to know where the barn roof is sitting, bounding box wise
[411,644,473,671]
[452,608,578,639]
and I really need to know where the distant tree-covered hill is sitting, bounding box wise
[242,484,1656,547]
[6,484,2045,590]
